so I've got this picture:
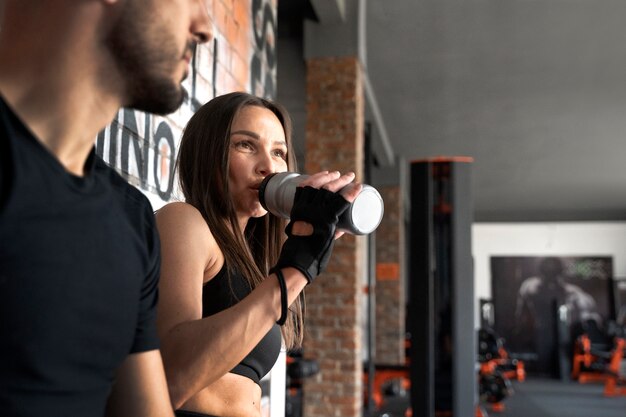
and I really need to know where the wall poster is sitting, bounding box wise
[490,256,613,377]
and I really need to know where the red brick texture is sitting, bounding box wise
[302,56,365,417]
[375,186,406,366]
[212,0,252,94]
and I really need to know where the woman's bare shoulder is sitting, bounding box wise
[156,201,208,231]
[156,202,215,249]
[156,201,201,219]
[155,202,223,276]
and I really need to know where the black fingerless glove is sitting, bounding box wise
[272,186,351,284]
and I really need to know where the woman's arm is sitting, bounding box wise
[155,202,308,409]
[156,172,362,409]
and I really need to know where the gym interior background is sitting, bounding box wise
[77,0,626,416]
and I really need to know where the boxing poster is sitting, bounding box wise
[490,256,613,377]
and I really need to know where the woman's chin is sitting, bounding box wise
[250,207,269,219]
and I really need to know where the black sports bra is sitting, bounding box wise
[202,264,282,384]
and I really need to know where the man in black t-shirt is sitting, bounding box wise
[0,1,212,416]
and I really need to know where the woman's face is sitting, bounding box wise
[228,105,289,220]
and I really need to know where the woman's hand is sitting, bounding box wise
[272,170,361,284]
[290,171,362,238]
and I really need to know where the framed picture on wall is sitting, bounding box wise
[614,278,626,323]
[490,256,613,377]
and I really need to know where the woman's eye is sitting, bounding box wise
[273,149,287,159]
[235,141,253,150]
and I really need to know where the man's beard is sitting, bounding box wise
[105,7,187,115]
[124,67,186,115]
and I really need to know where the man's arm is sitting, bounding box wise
[105,350,174,417]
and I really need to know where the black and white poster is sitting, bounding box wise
[490,256,613,377]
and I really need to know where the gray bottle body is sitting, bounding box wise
[259,172,384,235]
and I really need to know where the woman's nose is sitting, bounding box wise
[256,153,275,176]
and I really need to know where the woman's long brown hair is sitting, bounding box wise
[176,92,303,349]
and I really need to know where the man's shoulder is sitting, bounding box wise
[563,282,593,301]
[519,276,542,295]
[93,156,152,210]
[92,156,156,234]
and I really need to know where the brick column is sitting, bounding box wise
[375,186,406,365]
[302,56,364,417]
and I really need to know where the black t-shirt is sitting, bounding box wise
[0,97,161,417]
